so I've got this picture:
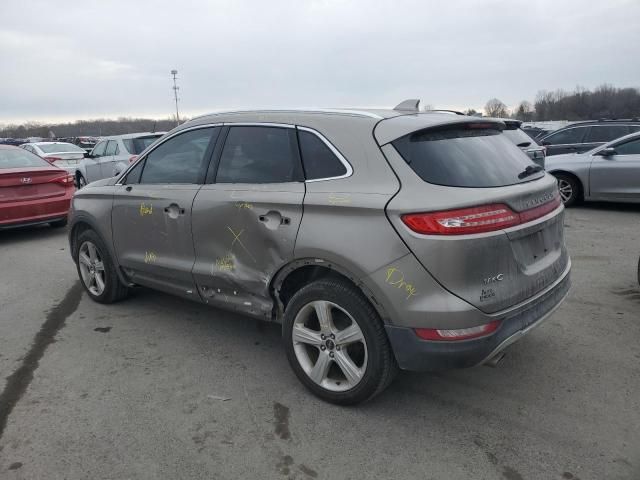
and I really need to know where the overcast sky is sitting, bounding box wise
[2,0,639,124]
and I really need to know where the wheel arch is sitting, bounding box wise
[69,215,133,287]
[270,258,390,324]
[550,170,585,199]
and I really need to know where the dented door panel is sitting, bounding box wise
[191,183,305,319]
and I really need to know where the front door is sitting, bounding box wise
[589,137,640,200]
[111,126,220,299]
[191,125,305,318]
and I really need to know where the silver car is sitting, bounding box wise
[546,131,640,206]
[76,132,164,188]
[19,141,86,176]
[68,103,571,404]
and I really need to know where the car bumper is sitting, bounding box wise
[385,262,571,371]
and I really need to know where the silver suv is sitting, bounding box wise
[68,103,571,404]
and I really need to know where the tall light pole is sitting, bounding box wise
[171,69,180,126]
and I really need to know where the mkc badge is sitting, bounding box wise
[483,273,504,285]
[21,177,32,184]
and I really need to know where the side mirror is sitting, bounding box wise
[84,152,91,158]
[597,147,617,157]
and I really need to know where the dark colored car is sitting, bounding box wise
[538,120,640,156]
[522,127,553,140]
[0,145,75,229]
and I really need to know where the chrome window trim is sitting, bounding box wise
[115,123,223,185]
[297,126,354,182]
[222,122,295,129]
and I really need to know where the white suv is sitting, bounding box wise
[76,132,164,188]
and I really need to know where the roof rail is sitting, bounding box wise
[393,99,420,112]
[424,109,466,116]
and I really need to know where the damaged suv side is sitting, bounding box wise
[69,104,570,404]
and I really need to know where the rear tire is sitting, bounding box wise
[76,174,87,189]
[554,173,581,207]
[74,229,128,304]
[282,278,398,405]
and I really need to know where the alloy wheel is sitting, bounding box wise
[557,178,573,204]
[78,241,106,296]
[292,300,368,392]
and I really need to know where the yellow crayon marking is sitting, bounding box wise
[227,226,257,263]
[385,267,417,300]
[234,202,253,209]
[328,194,351,205]
[140,202,153,216]
[144,251,157,264]
[215,253,235,271]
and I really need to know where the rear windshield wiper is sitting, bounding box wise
[518,164,544,179]
[517,141,531,147]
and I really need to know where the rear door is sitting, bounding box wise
[191,125,305,318]
[582,125,630,153]
[541,126,589,155]
[378,121,568,314]
[111,127,220,299]
[589,137,640,200]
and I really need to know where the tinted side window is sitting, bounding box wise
[614,138,640,155]
[544,127,586,145]
[140,128,217,184]
[105,140,118,156]
[298,130,348,180]
[124,159,145,184]
[216,126,301,183]
[92,141,107,157]
[586,125,629,143]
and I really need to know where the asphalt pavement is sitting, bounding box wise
[0,204,639,480]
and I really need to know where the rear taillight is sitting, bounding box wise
[44,156,62,164]
[129,155,138,163]
[402,204,519,235]
[52,174,75,186]
[415,320,500,341]
[401,194,561,236]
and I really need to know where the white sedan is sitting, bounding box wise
[19,142,86,177]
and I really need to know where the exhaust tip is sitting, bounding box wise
[484,351,506,368]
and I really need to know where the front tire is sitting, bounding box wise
[554,173,581,207]
[282,278,397,405]
[75,229,128,304]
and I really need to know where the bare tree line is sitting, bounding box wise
[482,84,640,121]
[0,116,183,139]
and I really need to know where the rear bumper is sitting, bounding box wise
[385,262,571,371]
[0,196,72,229]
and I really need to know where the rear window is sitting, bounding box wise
[123,136,162,154]
[0,148,51,168]
[38,143,85,153]
[392,125,541,188]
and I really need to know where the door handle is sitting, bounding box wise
[259,211,290,229]
[125,186,133,192]
[164,203,185,218]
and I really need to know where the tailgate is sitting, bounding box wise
[377,118,569,314]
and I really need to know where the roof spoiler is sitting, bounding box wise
[394,99,420,112]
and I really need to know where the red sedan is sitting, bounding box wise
[0,145,75,229]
